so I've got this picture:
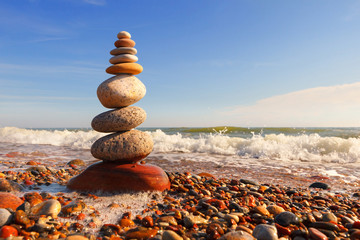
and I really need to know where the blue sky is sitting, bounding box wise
[1,0,360,128]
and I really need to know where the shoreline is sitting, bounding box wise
[0,157,359,239]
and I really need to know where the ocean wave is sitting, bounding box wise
[1,127,360,163]
[0,127,105,149]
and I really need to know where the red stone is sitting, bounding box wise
[142,216,154,227]
[0,192,23,210]
[67,162,170,192]
[24,179,34,186]
[309,227,328,240]
[125,229,158,240]
[351,230,360,240]
[353,221,360,229]
[0,225,18,238]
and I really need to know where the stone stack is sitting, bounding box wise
[67,31,170,193]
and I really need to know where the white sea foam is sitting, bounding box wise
[0,127,105,149]
[150,129,360,163]
[1,127,360,163]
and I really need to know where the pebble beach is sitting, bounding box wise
[0,147,360,239]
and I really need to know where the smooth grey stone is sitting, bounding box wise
[253,224,278,240]
[92,106,146,132]
[275,211,300,227]
[309,182,330,189]
[240,179,258,185]
[0,208,12,227]
[91,130,153,162]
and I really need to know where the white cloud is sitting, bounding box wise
[223,82,360,127]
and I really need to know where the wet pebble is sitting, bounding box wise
[141,216,154,227]
[14,209,32,227]
[0,179,23,192]
[240,179,258,185]
[309,182,330,189]
[310,221,340,231]
[61,200,86,215]
[119,218,135,227]
[253,205,270,216]
[0,208,11,227]
[158,215,177,225]
[31,199,61,218]
[66,235,89,240]
[309,227,329,240]
[67,159,86,166]
[267,205,285,216]
[125,228,158,240]
[275,211,300,227]
[0,192,23,210]
[350,230,360,240]
[0,225,18,238]
[220,230,255,240]
[162,230,183,240]
[322,212,337,223]
[183,214,208,228]
[253,224,278,240]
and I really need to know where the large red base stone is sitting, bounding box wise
[67,162,170,192]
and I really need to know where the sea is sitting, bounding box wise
[1,126,360,192]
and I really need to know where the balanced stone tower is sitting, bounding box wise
[67,31,170,192]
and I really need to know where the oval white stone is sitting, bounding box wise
[117,31,131,39]
[97,75,146,108]
[109,54,138,64]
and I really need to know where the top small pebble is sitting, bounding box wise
[117,31,131,39]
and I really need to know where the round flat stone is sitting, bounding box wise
[114,38,135,48]
[97,75,146,108]
[117,31,131,39]
[92,106,146,132]
[109,54,138,64]
[67,162,170,192]
[106,63,143,75]
[110,47,137,56]
[91,130,153,163]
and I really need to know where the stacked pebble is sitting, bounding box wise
[91,31,153,162]
[67,31,170,192]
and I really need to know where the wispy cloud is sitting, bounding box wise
[222,82,360,127]
[83,0,106,6]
